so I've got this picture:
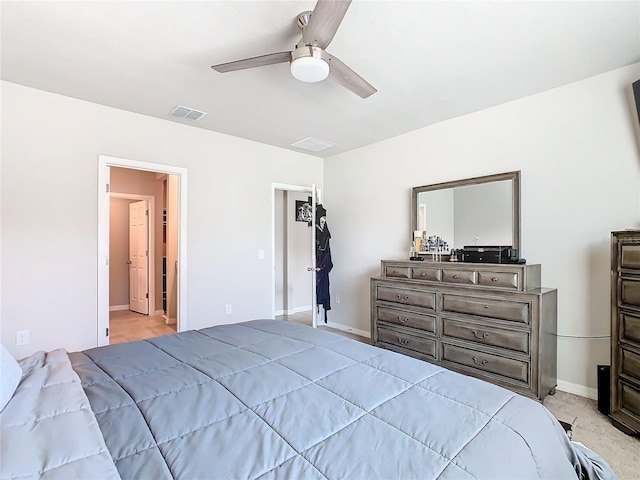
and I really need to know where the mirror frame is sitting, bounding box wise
[411,171,521,253]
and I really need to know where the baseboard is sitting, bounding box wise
[323,321,370,339]
[290,305,312,314]
[154,309,165,316]
[109,305,129,312]
[162,314,177,326]
[277,306,312,315]
[557,380,598,400]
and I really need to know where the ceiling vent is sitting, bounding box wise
[291,137,336,152]
[170,105,207,121]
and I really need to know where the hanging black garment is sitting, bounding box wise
[315,204,332,323]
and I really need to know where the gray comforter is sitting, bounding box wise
[0,349,120,479]
[67,319,598,480]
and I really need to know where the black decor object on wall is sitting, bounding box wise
[295,197,313,224]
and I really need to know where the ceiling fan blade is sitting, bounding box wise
[211,51,291,73]
[303,0,352,49]
[327,54,376,98]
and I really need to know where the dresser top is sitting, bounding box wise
[379,259,542,292]
[382,259,539,268]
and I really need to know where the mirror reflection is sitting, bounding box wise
[412,171,520,253]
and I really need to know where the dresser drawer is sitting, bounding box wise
[385,266,410,279]
[442,269,476,285]
[477,271,518,290]
[442,343,529,383]
[442,318,529,354]
[376,286,435,309]
[621,244,640,270]
[621,348,640,383]
[621,313,640,346]
[621,279,640,309]
[620,381,640,419]
[412,267,442,282]
[377,307,436,334]
[378,326,436,357]
[442,294,530,324]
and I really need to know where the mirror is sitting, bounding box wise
[411,171,520,254]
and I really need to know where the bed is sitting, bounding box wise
[1,319,617,479]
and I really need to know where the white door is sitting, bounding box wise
[310,185,318,328]
[129,200,149,314]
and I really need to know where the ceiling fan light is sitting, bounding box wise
[290,56,329,83]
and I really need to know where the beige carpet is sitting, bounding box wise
[544,390,640,479]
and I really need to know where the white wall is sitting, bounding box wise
[1,81,322,358]
[287,191,313,312]
[324,63,640,397]
[274,190,285,313]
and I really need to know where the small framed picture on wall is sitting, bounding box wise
[295,198,313,224]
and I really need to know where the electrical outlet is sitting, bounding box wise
[16,330,30,346]
[335,295,340,304]
[225,304,232,315]
[258,249,265,260]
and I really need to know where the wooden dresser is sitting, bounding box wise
[371,260,557,401]
[610,230,640,435]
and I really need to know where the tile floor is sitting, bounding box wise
[109,310,176,344]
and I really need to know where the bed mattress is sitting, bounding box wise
[66,319,588,479]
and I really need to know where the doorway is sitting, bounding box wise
[107,171,174,344]
[97,155,187,347]
[109,193,156,315]
[272,183,318,328]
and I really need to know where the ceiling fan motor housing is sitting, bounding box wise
[290,45,330,82]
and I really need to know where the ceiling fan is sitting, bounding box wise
[211,0,376,99]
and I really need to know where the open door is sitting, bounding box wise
[129,200,149,314]
[311,184,318,328]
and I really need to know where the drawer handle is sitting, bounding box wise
[420,272,426,277]
[483,305,490,309]
[396,294,409,300]
[398,338,409,345]
[472,356,488,366]
[491,277,499,282]
[472,331,489,339]
[453,274,459,279]
[397,316,409,323]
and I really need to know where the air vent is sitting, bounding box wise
[291,137,336,152]
[170,105,207,121]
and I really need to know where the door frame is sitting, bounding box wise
[110,193,155,315]
[271,183,320,328]
[98,155,188,346]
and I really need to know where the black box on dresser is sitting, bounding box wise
[371,260,557,402]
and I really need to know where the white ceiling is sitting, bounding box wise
[2,1,639,157]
